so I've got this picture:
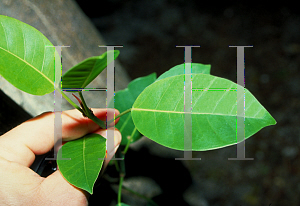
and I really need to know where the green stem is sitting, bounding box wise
[123,127,137,155]
[122,186,159,206]
[117,148,126,204]
[78,91,90,116]
[114,160,120,172]
[78,91,106,129]
[107,108,132,126]
[57,88,84,114]
[119,152,126,176]
[58,88,106,129]
[118,175,124,204]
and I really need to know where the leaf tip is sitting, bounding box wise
[87,188,93,195]
[272,118,277,125]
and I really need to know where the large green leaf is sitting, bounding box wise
[0,15,55,95]
[131,74,276,151]
[62,50,119,91]
[156,63,210,81]
[109,73,156,145]
[57,133,106,194]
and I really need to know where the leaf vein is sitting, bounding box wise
[193,76,217,108]
[0,22,8,50]
[154,77,176,109]
[0,46,54,86]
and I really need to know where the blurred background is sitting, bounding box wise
[1,0,299,205]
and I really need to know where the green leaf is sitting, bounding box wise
[57,133,106,194]
[62,50,120,91]
[156,63,210,81]
[0,15,55,95]
[109,73,156,145]
[131,73,276,151]
[116,203,131,206]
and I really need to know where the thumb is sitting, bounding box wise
[39,171,89,205]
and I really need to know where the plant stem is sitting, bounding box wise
[78,91,90,116]
[57,88,84,114]
[107,108,132,125]
[122,127,137,155]
[122,186,159,206]
[117,149,126,204]
[59,89,106,129]
[114,160,120,172]
[78,91,106,129]
[118,175,124,204]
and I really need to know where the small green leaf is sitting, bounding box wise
[116,203,131,206]
[109,73,156,145]
[0,15,55,95]
[57,133,106,194]
[62,50,119,91]
[132,73,276,151]
[156,63,211,81]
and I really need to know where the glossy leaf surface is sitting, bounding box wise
[156,63,210,81]
[132,74,276,151]
[57,133,106,194]
[0,15,55,95]
[62,50,119,91]
[109,73,156,145]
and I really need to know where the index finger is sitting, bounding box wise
[0,108,120,167]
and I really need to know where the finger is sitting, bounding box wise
[60,108,119,141]
[0,154,88,205]
[0,108,120,167]
[93,128,122,170]
[39,170,89,205]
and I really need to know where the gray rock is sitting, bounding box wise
[0,0,130,116]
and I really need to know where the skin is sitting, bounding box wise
[0,108,121,206]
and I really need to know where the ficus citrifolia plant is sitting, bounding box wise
[0,15,276,205]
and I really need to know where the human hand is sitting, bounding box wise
[0,108,121,205]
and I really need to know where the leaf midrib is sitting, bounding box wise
[131,108,264,119]
[0,46,54,86]
[82,137,89,189]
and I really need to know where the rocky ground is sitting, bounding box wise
[73,1,300,206]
